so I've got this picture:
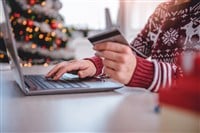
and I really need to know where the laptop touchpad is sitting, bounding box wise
[61,73,79,80]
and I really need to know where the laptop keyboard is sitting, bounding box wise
[24,75,89,90]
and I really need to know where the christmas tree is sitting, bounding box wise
[5,0,74,65]
[0,38,9,63]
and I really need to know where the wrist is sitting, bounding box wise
[84,56,103,76]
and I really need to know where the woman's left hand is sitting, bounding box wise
[94,42,137,84]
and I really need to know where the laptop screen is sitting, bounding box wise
[0,0,26,90]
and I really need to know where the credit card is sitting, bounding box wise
[88,28,129,45]
[88,28,147,58]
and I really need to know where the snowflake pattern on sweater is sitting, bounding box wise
[131,1,200,62]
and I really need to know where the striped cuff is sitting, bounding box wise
[126,57,154,90]
[84,56,103,76]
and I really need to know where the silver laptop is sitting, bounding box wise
[0,0,123,95]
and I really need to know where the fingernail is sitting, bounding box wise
[53,76,58,80]
[78,72,82,78]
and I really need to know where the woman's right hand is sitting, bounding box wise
[45,59,96,80]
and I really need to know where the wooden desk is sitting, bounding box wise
[0,65,159,132]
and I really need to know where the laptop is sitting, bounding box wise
[0,0,123,95]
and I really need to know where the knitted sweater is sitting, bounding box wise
[87,1,200,92]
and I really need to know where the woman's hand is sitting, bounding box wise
[94,42,137,84]
[46,60,96,80]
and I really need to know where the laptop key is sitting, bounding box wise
[56,81,72,88]
[37,77,56,89]
[48,81,65,89]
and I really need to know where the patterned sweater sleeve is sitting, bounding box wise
[126,56,182,92]
[128,3,183,92]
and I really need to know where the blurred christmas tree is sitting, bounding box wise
[6,0,74,65]
[0,38,9,63]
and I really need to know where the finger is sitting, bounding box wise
[53,66,69,80]
[95,51,128,63]
[46,62,67,78]
[53,61,88,80]
[94,42,131,53]
[104,66,116,79]
[102,59,122,71]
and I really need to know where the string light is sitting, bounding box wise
[22,20,27,25]
[0,32,3,37]
[41,1,46,6]
[27,62,32,67]
[62,28,67,33]
[47,33,51,37]
[49,46,54,51]
[34,27,39,32]
[45,19,49,23]
[51,31,56,37]
[27,9,32,14]
[28,28,33,33]
[23,63,28,67]
[45,37,50,42]
[26,27,30,32]
[23,62,32,67]
[31,43,37,49]
[39,34,44,39]
[17,18,22,24]
[0,54,4,59]
[43,63,49,67]
[58,23,63,28]
[10,16,14,21]
[29,34,33,39]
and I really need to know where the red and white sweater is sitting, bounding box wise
[87,1,200,92]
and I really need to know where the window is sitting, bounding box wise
[60,0,119,30]
[122,0,164,40]
[59,0,164,39]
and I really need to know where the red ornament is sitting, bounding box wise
[29,0,36,5]
[25,35,30,42]
[19,30,23,35]
[50,21,58,29]
[27,19,34,27]
[42,45,46,49]
[55,38,61,45]
[13,13,20,18]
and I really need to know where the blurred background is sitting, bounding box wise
[0,0,163,67]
